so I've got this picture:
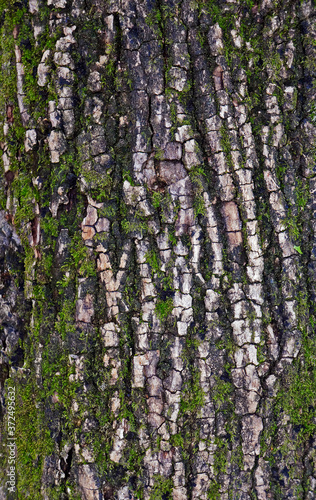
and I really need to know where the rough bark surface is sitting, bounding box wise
[0,0,316,498]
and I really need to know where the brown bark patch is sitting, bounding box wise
[158,161,187,185]
[213,65,224,91]
[5,171,14,185]
[31,216,40,246]
[6,105,14,123]
[222,201,242,232]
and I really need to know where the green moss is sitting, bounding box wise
[170,433,184,448]
[168,228,177,246]
[207,481,221,500]
[145,249,161,275]
[12,377,54,498]
[145,247,174,293]
[214,437,229,476]
[180,367,204,414]
[81,169,112,202]
[0,3,21,116]
[151,191,163,209]
[282,177,309,242]
[42,214,59,238]
[121,218,148,236]
[122,171,134,186]
[54,299,77,340]
[220,125,234,169]
[188,165,207,217]
[11,173,37,228]
[149,475,173,500]
[154,148,164,160]
[257,340,267,364]
[194,193,206,216]
[212,376,233,408]
[272,286,315,443]
[275,355,316,440]
[69,233,96,278]
[0,2,138,497]
[155,297,174,322]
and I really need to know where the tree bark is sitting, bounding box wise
[0,0,316,498]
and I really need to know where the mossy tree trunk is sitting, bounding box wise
[1,0,316,498]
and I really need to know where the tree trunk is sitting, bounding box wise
[0,0,316,498]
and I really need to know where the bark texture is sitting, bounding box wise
[1,0,316,498]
